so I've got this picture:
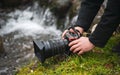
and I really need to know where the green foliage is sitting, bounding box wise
[16,34,120,75]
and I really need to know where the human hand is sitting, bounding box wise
[62,26,84,39]
[69,37,95,55]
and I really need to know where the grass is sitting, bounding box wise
[16,34,120,75]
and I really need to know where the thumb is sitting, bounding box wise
[62,30,68,39]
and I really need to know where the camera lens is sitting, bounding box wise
[44,39,69,57]
[33,39,69,63]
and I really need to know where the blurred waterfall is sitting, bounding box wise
[0,2,61,39]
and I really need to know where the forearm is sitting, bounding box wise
[89,0,120,47]
[76,0,104,31]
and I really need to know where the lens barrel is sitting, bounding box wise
[33,39,69,63]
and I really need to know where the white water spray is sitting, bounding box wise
[0,2,61,39]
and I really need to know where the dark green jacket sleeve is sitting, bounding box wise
[76,0,104,31]
[89,0,120,47]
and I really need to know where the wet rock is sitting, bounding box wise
[38,0,81,29]
[69,0,81,19]
[0,0,20,7]
[50,0,73,19]
[38,0,80,19]
[0,36,5,55]
[0,0,32,7]
[55,0,80,29]
[38,0,52,7]
[0,18,6,28]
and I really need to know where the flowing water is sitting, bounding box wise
[0,2,62,74]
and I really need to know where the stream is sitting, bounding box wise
[0,2,63,75]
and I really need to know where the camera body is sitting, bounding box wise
[33,30,80,63]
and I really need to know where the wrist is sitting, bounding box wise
[88,37,95,47]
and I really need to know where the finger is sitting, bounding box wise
[69,29,75,33]
[73,47,82,53]
[69,39,79,46]
[78,50,84,55]
[62,30,68,39]
[70,43,81,51]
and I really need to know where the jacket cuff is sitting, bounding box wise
[88,35,106,48]
[75,21,89,32]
